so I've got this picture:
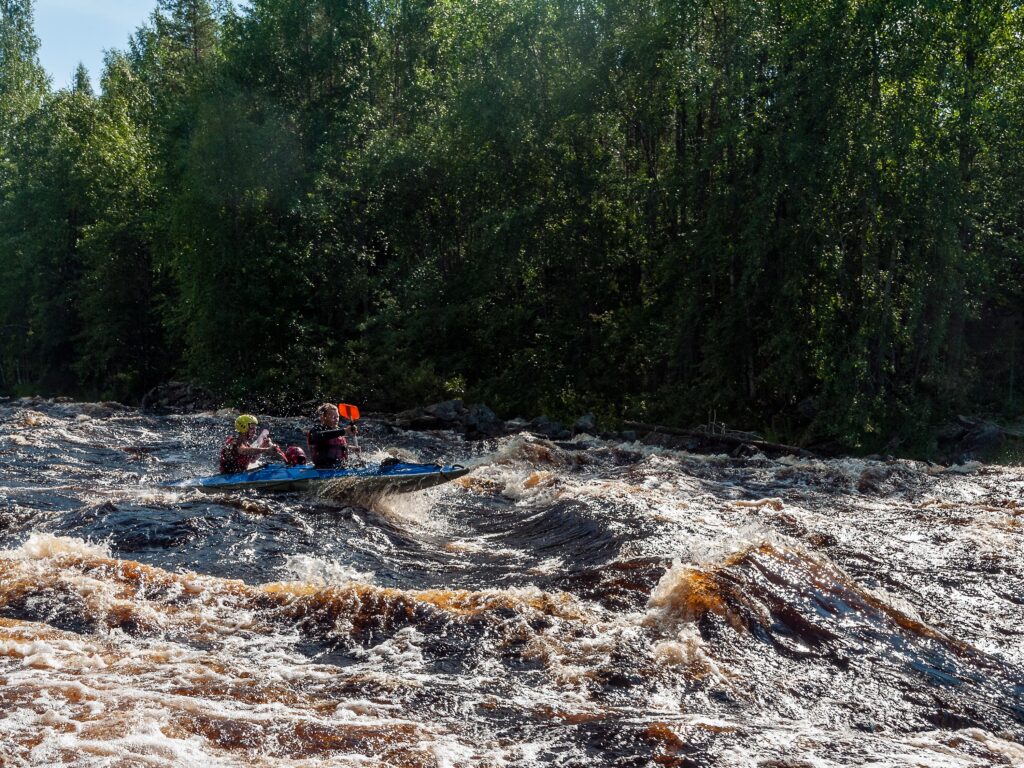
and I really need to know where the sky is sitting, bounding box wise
[34,0,156,90]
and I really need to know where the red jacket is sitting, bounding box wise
[219,436,254,474]
[306,426,348,468]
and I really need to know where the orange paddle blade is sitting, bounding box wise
[338,403,361,421]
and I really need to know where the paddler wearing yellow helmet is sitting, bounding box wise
[218,414,281,474]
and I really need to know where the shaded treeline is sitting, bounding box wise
[1,0,1023,448]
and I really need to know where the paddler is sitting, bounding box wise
[219,414,281,473]
[307,403,358,469]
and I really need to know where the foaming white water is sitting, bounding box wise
[13,409,62,429]
[489,434,566,466]
[500,470,561,503]
[283,554,375,586]
[650,625,730,681]
[530,556,566,575]
[777,454,872,473]
[955,729,1024,763]
[715,723,1012,768]
[3,405,1024,766]
[644,559,711,629]
[362,626,427,672]
[608,438,735,464]
[29,721,230,768]
[669,526,784,569]
[376,447,421,463]
[0,602,481,768]
[370,486,450,530]
[1,533,110,561]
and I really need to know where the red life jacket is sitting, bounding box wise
[306,429,348,468]
[219,436,250,474]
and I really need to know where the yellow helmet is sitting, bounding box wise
[235,414,259,433]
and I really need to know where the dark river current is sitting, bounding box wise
[0,397,1022,766]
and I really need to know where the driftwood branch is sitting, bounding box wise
[623,421,816,459]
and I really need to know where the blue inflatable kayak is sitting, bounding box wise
[164,461,470,494]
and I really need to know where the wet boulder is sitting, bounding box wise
[936,417,1007,462]
[395,399,508,438]
[573,412,597,435]
[857,465,892,494]
[529,416,571,440]
[960,422,1005,458]
[77,401,130,418]
[141,381,219,412]
[465,404,504,439]
[396,399,466,430]
[426,399,468,422]
[730,443,762,459]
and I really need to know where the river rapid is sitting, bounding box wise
[0,397,1021,767]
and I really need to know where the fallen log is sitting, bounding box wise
[622,421,816,459]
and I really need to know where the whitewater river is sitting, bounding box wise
[0,397,1021,767]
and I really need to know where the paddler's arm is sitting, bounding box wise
[307,428,348,444]
[237,441,279,457]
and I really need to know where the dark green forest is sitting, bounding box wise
[1,0,1023,449]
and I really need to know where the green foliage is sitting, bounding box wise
[0,0,47,139]
[1,0,1024,452]
[73,70,167,400]
[0,87,99,392]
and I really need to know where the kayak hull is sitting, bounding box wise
[164,462,470,494]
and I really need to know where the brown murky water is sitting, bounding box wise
[0,397,1021,766]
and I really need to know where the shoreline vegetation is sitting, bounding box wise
[2,1,1024,456]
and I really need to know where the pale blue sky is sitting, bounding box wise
[34,0,156,90]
